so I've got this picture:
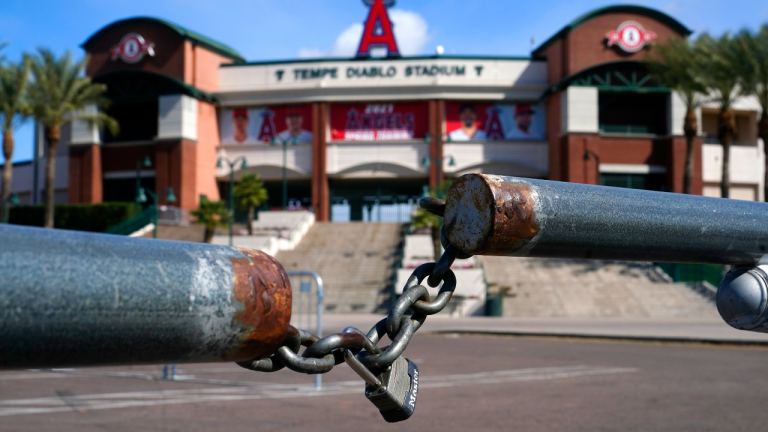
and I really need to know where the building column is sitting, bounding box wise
[68,144,102,204]
[311,102,329,221]
[156,139,197,209]
[667,136,703,195]
[428,100,441,187]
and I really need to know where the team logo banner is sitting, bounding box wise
[330,103,428,141]
[445,101,545,141]
[219,105,313,145]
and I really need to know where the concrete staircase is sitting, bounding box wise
[276,222,404,314]
[478,256,719,319]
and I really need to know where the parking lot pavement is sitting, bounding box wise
[2,334,768,432]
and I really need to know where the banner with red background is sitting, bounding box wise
[330,102,428,141]
[220,104,314,145]
[444,101,546,141]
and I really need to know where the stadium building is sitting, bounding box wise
[9,3,765,221]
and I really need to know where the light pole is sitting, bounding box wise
[271,136,298,210]
[136,187,177,238]
[135,156,151,208]
[217,156,247,246]
[2,193,19,224]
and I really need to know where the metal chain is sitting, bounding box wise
[237,197,466,376]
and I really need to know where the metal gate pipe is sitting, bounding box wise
[0,225,291,370]
[444,174,768,265]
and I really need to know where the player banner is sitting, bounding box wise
[220,104,313,145]
[445,101,546,141]
[330,102,428,141]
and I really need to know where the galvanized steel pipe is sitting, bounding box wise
[0,225,291,370]
[444,174,768,265]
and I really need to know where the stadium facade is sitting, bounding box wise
[8,3,765,221]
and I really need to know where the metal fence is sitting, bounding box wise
[287,271,324,390]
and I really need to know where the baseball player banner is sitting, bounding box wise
[219,104,314,145]
[445,101,546,141]
[330,102,428,141]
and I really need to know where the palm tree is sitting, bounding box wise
[191,196,232,243]
[234,173,268,235]
[27,48,117,228]
[646,38,707,194]
[737,25,768,201]
[695,33,745,199]
[0,57,32,221]
[410,180,451,261]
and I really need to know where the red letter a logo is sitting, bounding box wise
[356,0,399,58]
[258,110,277,142]
[485,107,505,140]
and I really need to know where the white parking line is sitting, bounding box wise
[0,365,637,417]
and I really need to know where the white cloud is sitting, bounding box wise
[296,9,430,58]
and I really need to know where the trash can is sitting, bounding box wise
[485,293,503,317]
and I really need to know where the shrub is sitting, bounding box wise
[9,202,139,232]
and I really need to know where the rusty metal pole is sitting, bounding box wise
[0,225,291,370]
[444,174,768,265]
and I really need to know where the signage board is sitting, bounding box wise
[219,105,314,145]
[110,33,155,63]
[445,101,546,141]
[330,102,428,141]
[605,21,657,53]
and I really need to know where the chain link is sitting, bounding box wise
[238,197,466,376]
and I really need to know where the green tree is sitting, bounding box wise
[0,56,32,221]
[737,25,768,202]
[27,48,117,228]
[410,180,452,261]
[192,196,232,243]
[646,38,707,194]
[695,33,746,199]
[234,173,268,235]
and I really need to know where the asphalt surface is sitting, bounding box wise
[2,334,768,432]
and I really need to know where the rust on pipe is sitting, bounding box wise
[444,173,539,256]
[227,248,292,362]
[0,225,291,370]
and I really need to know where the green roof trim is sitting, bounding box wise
[82,17,244,63]
[221,54,543,67]
[540,60,669,99]
[93,70,219,103]
[532,5,693,58]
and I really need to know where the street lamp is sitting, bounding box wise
[271,136,298,210]
[136,187,176,238]
[135,156,151,208]
[583,150,601,185]
[217,156,248,246]
[2,193,20,224]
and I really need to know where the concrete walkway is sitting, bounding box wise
[314,313,768,345]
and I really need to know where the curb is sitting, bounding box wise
[421,330,768,347]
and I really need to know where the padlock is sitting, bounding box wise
[344,350,419,423]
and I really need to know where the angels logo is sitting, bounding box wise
[356,0,400,58]
[110,33,155,63]
[484,107,505,140]
[605,21,656,53]
[257,110,277,142]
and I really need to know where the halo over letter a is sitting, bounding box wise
[356,0,400,58]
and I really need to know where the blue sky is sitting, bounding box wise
[1,0,766,163]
